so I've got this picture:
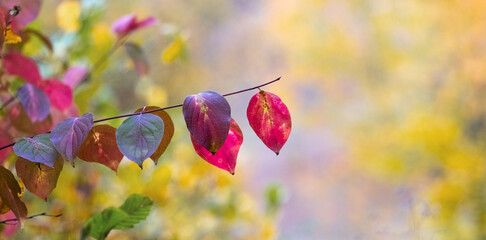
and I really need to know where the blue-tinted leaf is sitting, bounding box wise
[115,113,164,168]
[13,133,58,168]
[182,91,231,154]
[50,113,94,165]
[17,83,50,122]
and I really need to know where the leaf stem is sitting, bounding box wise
[0,77,282,151]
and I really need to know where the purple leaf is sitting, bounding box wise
[116,113,164,169]
[50,113,94,165]
[182,91,231,154]
[17,83,50,122]
[3,52,42,84]
[13,133,59,168]
[62,66,88,89]
[124,42,149,77]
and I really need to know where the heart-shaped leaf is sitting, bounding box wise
[0,166,27,226]
[3,52,41,84]
[15,156,63,201]
[78,125,124,173]
[247,91,291,155]
[191,119,243,175]
[50,113,94,165]
[13,133,59,168]
[37,79,73,111]
[116,113,164,168]
[125,42,149,77]
[9,103,53,134]
[17,83,50,122]
[183,91,231,154]
[134,107,174,164]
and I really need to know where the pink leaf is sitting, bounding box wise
[191,119,243,175]
[111,14,157,38]
[62,66,88,89]
[37,79,73,111]
[3,52,41,84]
[1,0,40,32]
[0,211,18,237]
[17,83,50,122]
[183,91,231,154]
[247,91,291,155]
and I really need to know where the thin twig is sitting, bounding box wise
[0,77,282,151]
[0,212,63,225]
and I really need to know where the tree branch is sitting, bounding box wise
[0,212,62,225]
[0,77,282,151]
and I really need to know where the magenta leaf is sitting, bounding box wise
[183,91,231,154]
[191,119,243,175]
[111,14,157,38]
[38,78,73,110]
[115,113,164,168]
[17,83,50,122]
[124,42,149,77]
[11,0,41,32]
[247,91,291,155]
[62,66,88,89]
[50,113,94,165]
[13,133,59,168]
[3,52,42,84]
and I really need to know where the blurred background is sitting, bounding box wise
[3,0,486,239]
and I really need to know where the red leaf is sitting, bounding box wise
[111,14,157,38]
[77,125,124,173]
[183,91,231,154]
[134,106,174,164]
[247,91,291,155]
[9,103,53,134]
[0,165,27,226]
[191,119,243,175]
[15,157,63,201]
[37,79,73,111]
[3,52,41,84]
[62,66,88,89]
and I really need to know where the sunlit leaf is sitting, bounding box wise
[124,42,149,77]
[114,194,153,229]
[191,119,243,175]
[78,125,124,173]
[9,103,53,134]
[3,52,41,84]
[13,133,59,168]
[183,91,231,154]
[247,91,291,155]
[15,156,63,201]
[50,113,94,165]
[56,0,80,32]
[81,207,129,240]
[37,78,73,111]
[62,66,88,89]
[116,113,164,168]
[17,83,50,122]
[111,14,156,38]
[134,106,174,164]
[0,166,27,226]
[161,35,184,63]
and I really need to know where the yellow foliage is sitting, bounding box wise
[161,35,185,63]
[4,26,21,44]
[56,1,81,32]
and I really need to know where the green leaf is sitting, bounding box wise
[81,207,129,240]
[115,194,153,229]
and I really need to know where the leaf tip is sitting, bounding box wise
[275,151,279,156]
[230,171,235,176]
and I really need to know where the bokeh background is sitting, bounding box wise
[3,0,486,239]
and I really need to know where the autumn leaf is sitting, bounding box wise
[17,83,50,122]
[116,113,164,168]
[183,91,231,154]
[161,35,185,63]
[191,119,243,175]
[50,113,94,165]
[0,166,27,226]
[9,103,53,134]
[13,133,59,168]
[247,90,291,155]
[15,157,63,201]
[37,79,73,111]
[3,52,42,84]
[111,14,157,39]
[77,125,124,173]
[134,106,174,164]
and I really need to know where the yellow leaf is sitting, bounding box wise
[4,26,21,44]
[56,1,81,32]
[161,35,184,63]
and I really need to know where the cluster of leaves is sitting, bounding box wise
[80,194,153,240]
[0,0,292,232]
